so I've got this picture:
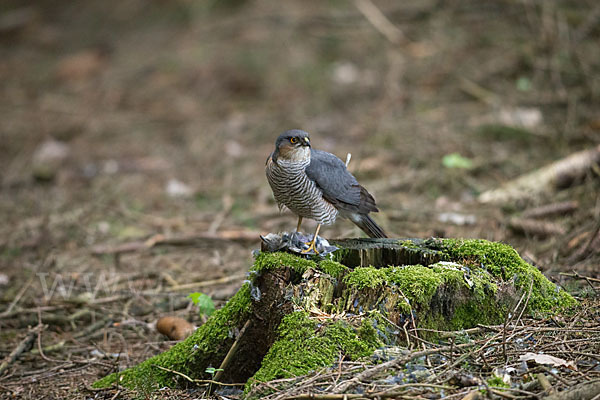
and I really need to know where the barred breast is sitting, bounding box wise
[266,156,338,225]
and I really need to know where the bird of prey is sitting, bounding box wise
[266,129,387,254]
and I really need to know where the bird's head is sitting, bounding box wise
[273,129,311,163]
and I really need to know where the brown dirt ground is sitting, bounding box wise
[0,0,599,399]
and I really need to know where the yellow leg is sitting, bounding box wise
[302,224,321,254]
[296,216,303,232]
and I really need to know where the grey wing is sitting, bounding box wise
[305,149,378,213]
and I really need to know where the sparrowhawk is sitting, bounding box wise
[266,129,387,253]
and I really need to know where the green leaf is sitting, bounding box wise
[187,292,202,305]
[205,367,223,375]
[188,292,216,317]
[442,153,474,169]
[516,76,532,92]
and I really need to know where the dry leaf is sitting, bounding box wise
[519,352,577,370]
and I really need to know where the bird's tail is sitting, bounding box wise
[351,213,387,238]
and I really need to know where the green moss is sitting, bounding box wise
[399,240,419,249]
[381,261,505,332]
[385,265,443,305]
[357,318,381,350]
[487,376,510,388]
[431,262,498,300]
[93,284,252,390]
[248,311,381,391]
[318,259,347,278]
[253,251,316,274]
[442,239,577,313]
[342,261,507,331]
[449,298,505,330]
[327,321,377,358]
[343,267,387,289]
[331,247,353,264]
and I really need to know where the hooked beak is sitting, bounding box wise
[302,137,311,147]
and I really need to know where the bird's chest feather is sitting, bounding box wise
[266,158,313,203]
[266,157,338,224]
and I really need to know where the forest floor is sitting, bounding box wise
[0,0,599,398]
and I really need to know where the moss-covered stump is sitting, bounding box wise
[93,238,576,395]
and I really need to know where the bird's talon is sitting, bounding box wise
[301,239,320,255]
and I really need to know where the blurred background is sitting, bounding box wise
[0,0,599,396]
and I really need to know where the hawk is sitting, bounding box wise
[266,129,387,253]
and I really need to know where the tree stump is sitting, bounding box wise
[93,237,576,396]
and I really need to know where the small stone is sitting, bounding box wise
[331,62,359,85]
[31,139,70,181]
[97,221,110,234]
[437,212,477,226]
[165,179,193,198]
[498,107,542,129]
[102,159,119,174]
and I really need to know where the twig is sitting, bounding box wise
[397,287,420,349]
[354,0,405,45]
[514,278,535,327]
[0,276,34,318]
[151,364,244,386]
[559,272,600,284]
[167,273,247,292]
[214,319,252,382]
[332,342,478,393]
[487,388,519,399]
[0,324,44,375]
[285,383,452,400]
[459,77,500,106]
[109,389,121,400]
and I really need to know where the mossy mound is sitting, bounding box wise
[441,238,575,313]
[93,237,576,395]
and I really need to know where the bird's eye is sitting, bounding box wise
[290,137,298,144]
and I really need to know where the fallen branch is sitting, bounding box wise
[479,145,600,204]
[521,201,579,219]
[543,379,600,400]
[91,230,259,255]
[507,217,566,238]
